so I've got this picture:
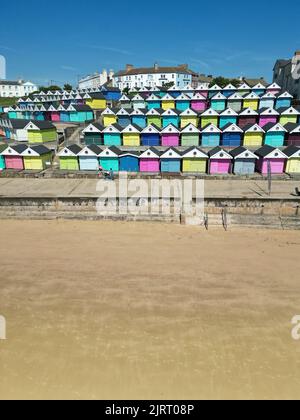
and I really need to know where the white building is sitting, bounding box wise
[113,64,199,90]
[78,69,114,90]
[0,80,38,97]
[273,51,300,99]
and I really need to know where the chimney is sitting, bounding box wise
[126,64,134,72]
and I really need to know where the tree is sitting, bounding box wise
[209,77,241,88]
[64,84,73,91]
[162,81,174,89]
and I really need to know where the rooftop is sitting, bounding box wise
[115,64,198,77]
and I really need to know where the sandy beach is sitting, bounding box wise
[0,220,300,400]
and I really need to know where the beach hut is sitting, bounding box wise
[276,92,293,110]
[7,106,18,119]
[219,108,238,129]
[227,93,243,113]
[237,82,251,97]
[208,84,222,99]
[284,146,300,173]
[1,145,27,170]
[8,119,29,142]
[78,145,102,171]
[57,104,69,122]
[119,94,132,109]
[70,104,94,122]
[141,124,161,147]
[243,92,260,111]
[258,108,279,127]
[230,147,258,175]
[116,108,131,127]
[264,123,287,147]
[267,83,281,95]
[132,93,146,110]
[243,124,265,147]
[279,107,300,126]
[48,105,60,122]
[180,108,199,128]
[238,108,258,129]
[208,147,232,175]
[223,84,237,98]
[102,124,123,146]
[210,93,227,112]
[181,124,200,147]
[21,145,52,170]
[25,121,57,144]
[99,146,121,172]
[252,83,266,96]
[162,109,180,128]
[161,124,180,147]
[101,86,121,101]
[175,93,191,111]
[201,124,222,147]
[101,108,117,127]
[195,84,209,98]
[285,123,300,146]
[182,147,208,173]
[85,92,107,110]
[119,152,140,172]
[259,92,276,110]
[146,108,162,128]
[0,145,6,170]
[139,148,161,173]
[200,108,219,128]
[131,108,147,129]
[255,145,287,175]
[146,94,161,110]
[222,123,243,147]
[161,93,176,110]
[181,84,195,98]
[168,85,182,98]
[190,92,207,112]
[160,148,182,173]
[58,145,81,170]
[122,124,141,147]
[83,123,103,146]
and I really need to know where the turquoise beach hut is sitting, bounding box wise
[264,122,287,147]
[162,109,180,128]
[211,93,227,111]
[99,146,121,172]
[103,124,123,146]
[219,108,238,129]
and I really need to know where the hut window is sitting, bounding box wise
[106,152,109,155]
[190,128,193,132]
[169,153,172,156]
[65,150,68,154]
[147,152,151,156]
[220,153,224,157]
[275,153,279,157]
[193,152,197,157]
[245,153,249,157]
[85,151,88,155]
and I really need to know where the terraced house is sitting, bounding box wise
[113,64,199,90]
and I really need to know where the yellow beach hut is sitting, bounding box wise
[21,145,52,170]
[200,108,219,128]
[84,92,107,110]
[182,147,208,173]
[101,108,117,127]
[161,93,176,110]
[180,108,199,128]
[243,92,260,111]
[284,146,300,173]
[279,107,300,126]
[122,124,141,147]
[243,124,265,147]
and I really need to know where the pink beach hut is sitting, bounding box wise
[258,108,279,128]
[208,147,232,175]
[191,92,208,112]
[266,83,281,96]
[255,145,287,175]
[1,145,27,170]
[48,105,60,122]
[195,84,209,98]
[139,148,161,172]
[161,124,180,147]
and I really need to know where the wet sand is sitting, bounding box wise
[0,220,300,400]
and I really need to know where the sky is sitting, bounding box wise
[0,0,300,87]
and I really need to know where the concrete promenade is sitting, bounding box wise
[0,177,300,200]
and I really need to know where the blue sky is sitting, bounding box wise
[0,0,299,87]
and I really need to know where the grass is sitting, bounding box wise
[0,98,17,107]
